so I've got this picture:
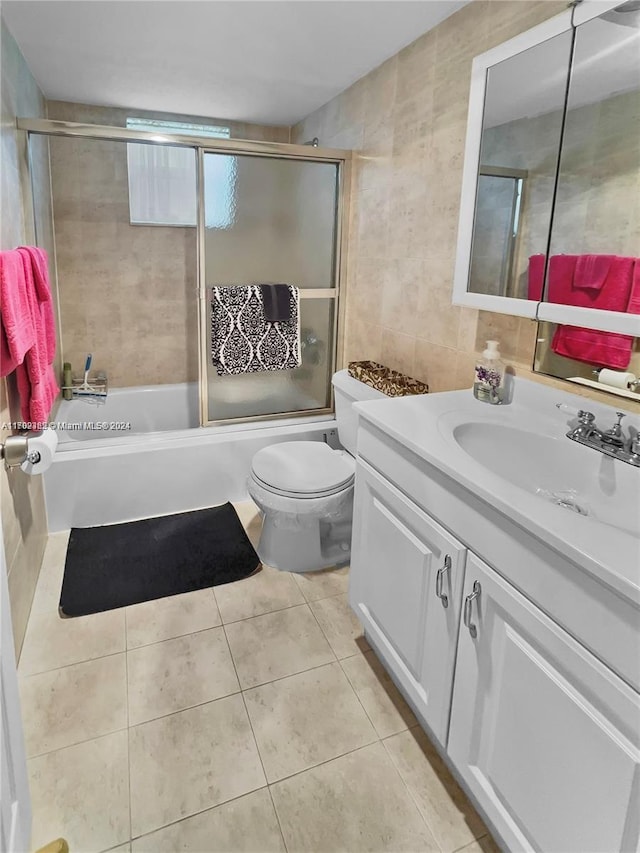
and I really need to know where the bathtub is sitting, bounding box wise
[46,382,337,531]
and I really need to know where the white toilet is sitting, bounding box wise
[247,369,386,572]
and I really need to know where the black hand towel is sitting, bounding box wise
[260,284,292,322]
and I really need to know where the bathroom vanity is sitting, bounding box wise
[349,379,640,852]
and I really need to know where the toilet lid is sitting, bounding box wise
[251,441,354,497]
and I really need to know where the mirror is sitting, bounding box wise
[534,0,640,401]
[468,31,572,302]
[453,11,574,316]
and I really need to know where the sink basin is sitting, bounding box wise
[451,421,640,538]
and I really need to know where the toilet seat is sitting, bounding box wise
[250,441,355,499]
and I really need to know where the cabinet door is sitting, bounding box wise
[449,553,640,853]
[349,459,467,745]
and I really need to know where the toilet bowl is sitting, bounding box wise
[247,370,387,572]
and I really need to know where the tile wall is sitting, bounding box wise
[293,0,640,412]
[1,20,53,655]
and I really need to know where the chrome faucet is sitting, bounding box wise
[558,405,640,467]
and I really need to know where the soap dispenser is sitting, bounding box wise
[473,340,504,404]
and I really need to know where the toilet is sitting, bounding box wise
[247,369,387,572]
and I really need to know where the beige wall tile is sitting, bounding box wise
[1,21,50,659]
[291,1,639,412]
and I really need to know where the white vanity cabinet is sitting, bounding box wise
[349,387,640,853]
[349,458,467,746]
[449,553,640,853]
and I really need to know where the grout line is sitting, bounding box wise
[124,607,133,845]
[380,734,445,853]
[337,654,386,740]
[26,725,130,762]
[305,597,341,664]
[127,687,243,730]
[126,785,270,844]
[19,647,126,680]
[239,657,341,693]
[126,619,225,652]
[266,784,290,853]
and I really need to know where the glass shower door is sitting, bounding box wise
[202,152,340,423]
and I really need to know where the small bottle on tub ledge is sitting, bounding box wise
[473,340,505,405]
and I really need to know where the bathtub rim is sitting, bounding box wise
[52,413,338,459]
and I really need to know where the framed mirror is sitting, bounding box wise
[534,0,640,401]
[536,0,640,338]
[453,10,574,317]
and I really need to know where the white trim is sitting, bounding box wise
[452,291,538,318]
[452,9,573,314]
[572,0,625,27]
[536,302,640,336]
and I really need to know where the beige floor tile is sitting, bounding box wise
[214,564,304,623]
[19,607,126,676]
[125,588,221,649]
[244,662,377,782]
[28,730,129,853]
[30,531,70,615]
[232,499,263,549]
[104,845,131,853]
[292,565,350,602]
[309,593,370,659]
[341,649,418,738]
[127,627,239,725]
[20,653,127,757]
[131,789,285,853]
[270,742,439,852]
[129,694,266,837]
[384,727,488,853]
[225,604,335,689]
[454,836,502,853]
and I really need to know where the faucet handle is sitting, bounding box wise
[577,409,596,425]
[555,403,595,422]
[605,412,626,435]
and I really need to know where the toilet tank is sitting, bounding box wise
[332,369,387,456]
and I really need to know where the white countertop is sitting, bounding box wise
[354,378,640,606]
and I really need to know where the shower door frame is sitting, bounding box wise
[17,118,352,428]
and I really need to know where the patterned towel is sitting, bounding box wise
[211,285,301,375]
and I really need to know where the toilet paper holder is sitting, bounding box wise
[0,434,42,470]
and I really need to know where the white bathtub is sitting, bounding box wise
[46,382,337,531]
[56,382,199,444]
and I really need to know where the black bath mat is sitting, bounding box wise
[59,503,260,617]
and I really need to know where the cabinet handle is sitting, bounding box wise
[463,581,481,638]
[435,554,451,608]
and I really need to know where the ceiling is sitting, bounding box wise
[2,0,468,126]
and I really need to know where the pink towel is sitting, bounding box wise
[551,325,634,370]
[573,255,613,291]
[0,246,59,422]
[547,255,579,304]
[0,250,36,376]
[527,254,546,301]
[17,247,56,369]
[627,259,640,315]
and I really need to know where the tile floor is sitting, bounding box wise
[19,501,499,853]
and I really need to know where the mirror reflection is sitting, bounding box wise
[468,30,573,299]
[534,0,640,400]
